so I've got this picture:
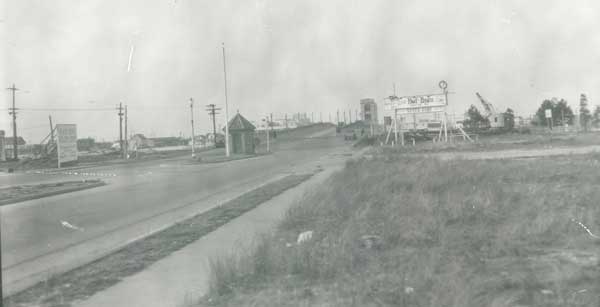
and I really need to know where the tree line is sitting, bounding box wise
[463,94,599,131]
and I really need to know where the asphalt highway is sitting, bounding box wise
[0,128,348,295]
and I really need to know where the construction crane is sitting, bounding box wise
[475,92,504,128]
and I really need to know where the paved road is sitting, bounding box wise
[77,147,360,307]
[0,128,348,295]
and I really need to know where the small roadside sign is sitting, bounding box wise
[56,124,78,167]
[545,109,552,119]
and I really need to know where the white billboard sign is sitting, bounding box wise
[544,109,552,119]
[57,124,78,166]
[384,94,447,113]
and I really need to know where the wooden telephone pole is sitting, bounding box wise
[117,102,124,158]
[206,104,221,148]
[6,84,19,160]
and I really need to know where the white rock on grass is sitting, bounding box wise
[297,230,313,244]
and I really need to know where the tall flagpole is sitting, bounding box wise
[222,43,230,157]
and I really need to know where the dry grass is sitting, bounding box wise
[383,131,600,155]
[198,153,600,307]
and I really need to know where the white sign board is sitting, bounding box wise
[384,94,447,114]
[57,124,78,166]
[544,109,552,119]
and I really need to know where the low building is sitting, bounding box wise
[227,112,256,155]
[360,98,378,124]
[3,136,26,159]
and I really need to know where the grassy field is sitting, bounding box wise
[380,131,600,155]
[197,152,600,307]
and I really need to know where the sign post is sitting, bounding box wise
[545,109,552,130]
[56,124,78,168]
[384,81,450,144]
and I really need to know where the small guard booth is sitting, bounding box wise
[227,112,256,154]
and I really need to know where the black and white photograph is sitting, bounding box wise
[1,0,600,306]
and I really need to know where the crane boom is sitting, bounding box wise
[475,92,496,118]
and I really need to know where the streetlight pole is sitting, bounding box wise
[222,43,230,157]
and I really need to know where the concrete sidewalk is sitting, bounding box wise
[75,148,361,307]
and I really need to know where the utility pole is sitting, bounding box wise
[206,104,221,148]
[190,98,195,158]
[284,113,288,129]
[349,109,352,123]
[336,110,339,124]
[7,84,19,160]
[124,105,128,159]
[264,116,270,152]
[270,113,273,133]
[117,102,124,158]
[222,43,230,157]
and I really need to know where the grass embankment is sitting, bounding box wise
[199,154,600,307]
[387,132,600,155]
[0,180,105,206]
[4,174,313,307]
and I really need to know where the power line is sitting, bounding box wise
[17,107,115,111]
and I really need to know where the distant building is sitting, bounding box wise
[253,118,296,131]
[77,138,96,152]
[129,134,154,149]
[292,113,312,127]
[148,137,187,147]
[360,98,378,124]
[3,136,27,159]
[4,136,26,147]
[193,134,207,147]
[226,112,256,155]
[206,133,225,148]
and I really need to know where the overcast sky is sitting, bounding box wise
[2,0,600,142]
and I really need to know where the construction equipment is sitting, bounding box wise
[475,92,505,128]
